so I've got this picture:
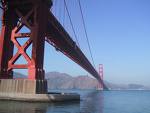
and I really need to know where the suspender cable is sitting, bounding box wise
[77,0,96,68]
[64,0,80,47]
[63,0,65,27]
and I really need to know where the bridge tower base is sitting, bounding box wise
[0,79,80,102]
[0,79,47,94]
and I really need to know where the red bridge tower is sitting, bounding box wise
[0,0,53,94]
[97,64,104,90]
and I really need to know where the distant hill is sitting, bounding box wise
[46,72,150,90]
[46,72,98,89]
[12,71,150,90]
[13,72,27,79]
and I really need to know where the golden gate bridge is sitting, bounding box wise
[0,0,107,101]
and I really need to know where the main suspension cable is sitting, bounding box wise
[77,0,96,68]
[64,0,80,47]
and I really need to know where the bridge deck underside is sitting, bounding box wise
[45,12,107,89]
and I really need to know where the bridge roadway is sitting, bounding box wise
[45,11,107,89]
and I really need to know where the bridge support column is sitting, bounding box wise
[0,79,47,94]
[0,9,17,79]
[28,4,48,80]
[8,2,49,80]
[0,1,51,94]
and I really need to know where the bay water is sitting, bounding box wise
[0,90,150,113]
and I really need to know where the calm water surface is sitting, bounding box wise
[0,90,150,113]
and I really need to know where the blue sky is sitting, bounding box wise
[1,0,150,86]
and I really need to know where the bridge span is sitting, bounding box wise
[0,0,107,101]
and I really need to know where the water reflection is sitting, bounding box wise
[0,101,48,113]
[0,100,80,113]
[0,90,104,113]
[47,101,80,113]
[80,90,104,113]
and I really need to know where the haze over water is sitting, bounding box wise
[0,90,150,113]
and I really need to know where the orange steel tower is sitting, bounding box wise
[99,64,103,80]
[97,64,104,90]
[0,0,53,94]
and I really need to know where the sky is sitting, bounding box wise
[0,0,150,86]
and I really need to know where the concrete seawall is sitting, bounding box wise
[0,79,47,94]
[0,79,80,102]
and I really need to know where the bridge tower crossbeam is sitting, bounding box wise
[0,0,52,80]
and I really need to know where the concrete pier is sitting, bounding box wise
[0,79,80,102]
